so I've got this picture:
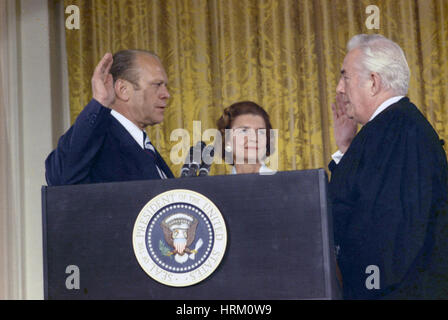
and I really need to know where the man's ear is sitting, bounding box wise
[114,79,131,101]
[369,72,382,96]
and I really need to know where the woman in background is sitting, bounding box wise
[216,101,274,174]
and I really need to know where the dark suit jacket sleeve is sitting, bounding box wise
[45,99,111,186]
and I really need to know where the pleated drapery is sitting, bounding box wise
[64,0,448,176]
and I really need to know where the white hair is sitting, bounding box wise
[347,34,410,95]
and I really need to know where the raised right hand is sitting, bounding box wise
[91,53,115,107]
[331,93,358,153]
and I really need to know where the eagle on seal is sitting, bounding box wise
[161,213,201,263]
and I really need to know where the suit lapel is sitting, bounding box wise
[109,116,174,179]
[109,117,164,179]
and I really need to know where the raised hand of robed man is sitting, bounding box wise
[331,93,358,154]
[92,53,115,108]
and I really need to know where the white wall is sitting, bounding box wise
[1,0,24,300]
[20,0,53,299]
[2,0,69,299]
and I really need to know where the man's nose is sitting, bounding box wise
[160,85,170,99]
[336,77,345,94]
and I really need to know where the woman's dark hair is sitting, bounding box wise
[216,101,274,159]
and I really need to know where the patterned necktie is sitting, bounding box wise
[143,131,167,179]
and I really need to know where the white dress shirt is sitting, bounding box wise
[111,110,146,148]
[331,96,404,164]
[231,164,275,175]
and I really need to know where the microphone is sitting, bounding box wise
[198,145,215,177]
[180,141,206,177]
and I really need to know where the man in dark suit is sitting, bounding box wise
[329,34,448,299]
[45,50,174,185]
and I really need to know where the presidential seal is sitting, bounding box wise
[132,189,227,287]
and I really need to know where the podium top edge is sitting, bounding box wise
[42,168,328,189]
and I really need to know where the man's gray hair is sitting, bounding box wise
[110,49,160,90]
[347,34,410,95]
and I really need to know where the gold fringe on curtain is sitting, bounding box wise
[64,0,448,176]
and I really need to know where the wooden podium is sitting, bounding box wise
[41,169,341,299]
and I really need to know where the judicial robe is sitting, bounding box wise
[45,99,174,186]
[328,97,448,299]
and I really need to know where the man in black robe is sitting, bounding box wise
[329,34,448,299]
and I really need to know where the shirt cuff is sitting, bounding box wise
[331,150,344,165]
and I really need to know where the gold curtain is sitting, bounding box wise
[64,0,448,177]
